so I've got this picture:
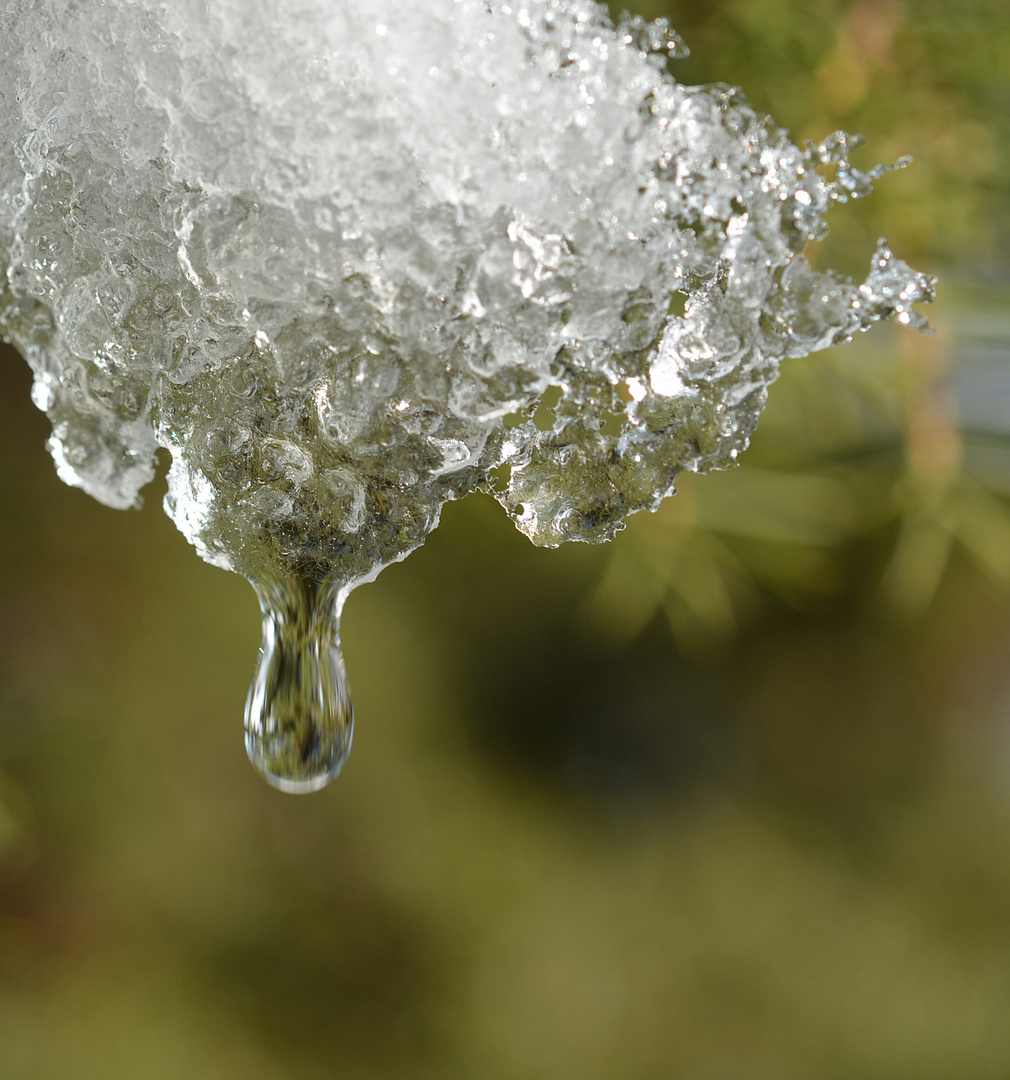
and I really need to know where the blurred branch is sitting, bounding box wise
[587,294,1010,652]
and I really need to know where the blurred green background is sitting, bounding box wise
[3,0,1010,1076]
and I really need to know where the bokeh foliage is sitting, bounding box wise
[2,0,1010,1077]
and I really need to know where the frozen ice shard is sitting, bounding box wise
[0,0,934,789]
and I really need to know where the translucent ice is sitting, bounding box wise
[0,0,933,789]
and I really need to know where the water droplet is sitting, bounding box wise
[244,574,353,793]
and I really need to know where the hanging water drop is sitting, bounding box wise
[244,574,353,793]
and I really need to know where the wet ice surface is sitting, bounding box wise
[0,0,934,789]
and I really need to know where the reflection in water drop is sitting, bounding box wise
[244,574,353,793]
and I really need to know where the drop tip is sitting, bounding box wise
[257,767,343,794]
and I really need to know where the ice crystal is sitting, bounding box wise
[0,0,934,789]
